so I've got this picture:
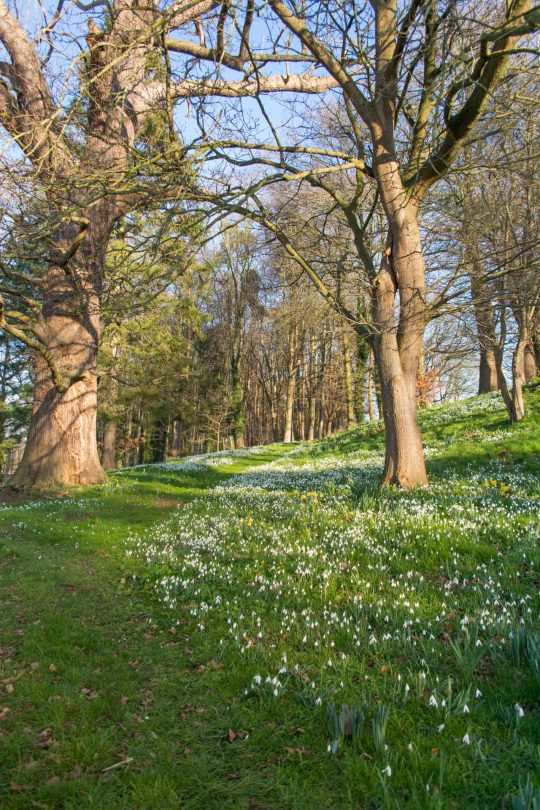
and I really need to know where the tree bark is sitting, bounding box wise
[511,336,526,422]
[524,341,537,381]
[370,135,428,488]
[230,356,245,448]
[101,420,118,471]
[283,325,297,442]
[11,257,106,489]
[342,331,357,428]
[11,352,105,489]
[478,348,499,394]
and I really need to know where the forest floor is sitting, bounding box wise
[0,387,539,809]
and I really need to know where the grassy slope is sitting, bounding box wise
[0,388,539,809]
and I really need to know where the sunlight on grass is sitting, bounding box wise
[0,388,539,809]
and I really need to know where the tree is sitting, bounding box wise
[0,0,332,489]
[188,0,539,487]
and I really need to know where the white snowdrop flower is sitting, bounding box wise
[463,704,470,714]
[279,667,287,675]
[302,636,307,643]
[475,689,482,698]
[382,765,392,777]
[515,703,525,718]
[408,742,414,751]
[315,697,322,706]
[462,733,470,745]
[327,743,332,753]
[326,659,333,667]
[253,674,261,685]
[428,695,438,708]
[437,724,445,732]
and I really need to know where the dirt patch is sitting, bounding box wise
[63,511,99,522]
[0,489,33,507]
[152,498,186,510]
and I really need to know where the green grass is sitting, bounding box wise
[1,387,539,809]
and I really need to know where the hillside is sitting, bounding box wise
[0,388,539,809]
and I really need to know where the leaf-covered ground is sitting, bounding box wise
[1,388,539,809]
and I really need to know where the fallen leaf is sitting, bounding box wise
[10,782,29,792]
[227,728,249,742]
[284,747,310,755]
[49,663,57,672]
[37,728,53,748]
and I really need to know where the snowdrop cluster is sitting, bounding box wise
[123,392,539,776]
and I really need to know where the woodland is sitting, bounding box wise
[0,1,539,808]
[0,0,538,490]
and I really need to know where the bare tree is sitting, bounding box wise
[185,0,539,487]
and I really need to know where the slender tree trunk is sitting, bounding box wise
[519,323,537,382]
[101,420,118,471]
[101,339,119,471]
[494,345,518,423]
[511,336,526,422]
[524,341,537,381]
[478,348,499,394]
[369,124,428,488]
[283,326,297,443]
[368,349,376,421]
[342,331,357,428]
[230,355,245,449]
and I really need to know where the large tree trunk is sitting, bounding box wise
[11,243,107,489]
[11,339,105,489]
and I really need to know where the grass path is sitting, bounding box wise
[0,449,292,809]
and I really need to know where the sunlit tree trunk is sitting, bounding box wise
[11,234,107,489]
[371,135,428,488]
